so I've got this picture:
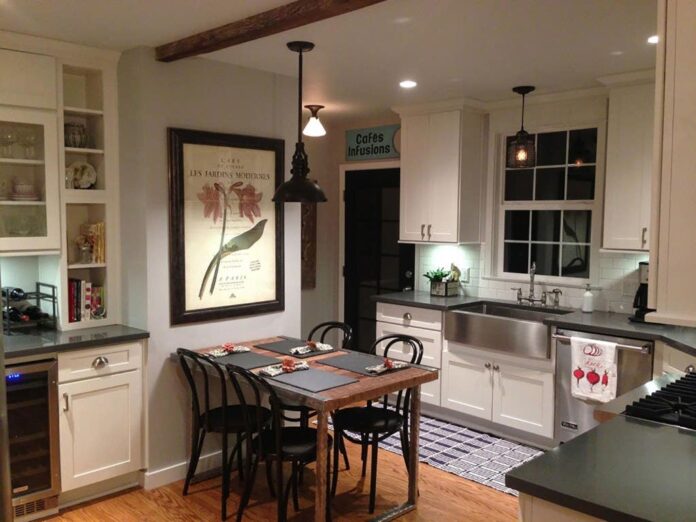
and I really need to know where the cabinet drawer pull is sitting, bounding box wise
[493,364,500,372]
[420,224,425,239]
[641,227,648,247]
[484,362,491,369]
[63,393,69,412]
[403,312,412,321]
[92,356,109,369]
[427,224,432,239]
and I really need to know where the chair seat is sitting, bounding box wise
[334,406,403,434]
[254,427,332,460]
[201,405,271,433]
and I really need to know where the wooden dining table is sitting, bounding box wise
[183,337,439,522]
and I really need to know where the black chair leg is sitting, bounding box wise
[183,429,205,496]
[361,433,368,478]
[331,429,340,497]
[299,411,308,485]
[237,436,245,482]
[236,454,258,522]
[339,435,350,470]
[399,428,410,473]
[291,461,300,512]
[265,456,276,497]
[369,432,379,514]
[282,467,294,520]
[221,435,230,521]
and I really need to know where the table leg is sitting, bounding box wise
[315,409,329,522]
[408,385,421,505]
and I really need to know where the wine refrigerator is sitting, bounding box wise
[5,359,60,521]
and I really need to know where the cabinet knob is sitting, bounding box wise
[492,364,500,371]
[92,356,109,369]
[484,362,491,369]
[427,224,432,239]
[403,312,412,321]
[641,227,648,247]
[421,224,425,239]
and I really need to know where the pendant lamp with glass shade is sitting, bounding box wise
[506,85,536,168]
[272,41,327,203]
[303,104,326,137]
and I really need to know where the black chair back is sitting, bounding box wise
[307,321,353,350]
[371,334,424,420]
[177,348,228,432]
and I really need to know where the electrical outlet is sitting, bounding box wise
[461,267,471,284]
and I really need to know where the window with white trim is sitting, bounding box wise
[500,127,598,280]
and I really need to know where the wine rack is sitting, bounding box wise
[2,282,57,335]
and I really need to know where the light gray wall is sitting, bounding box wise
[118,47,300,474]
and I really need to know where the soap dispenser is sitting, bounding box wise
[582,284,594,313]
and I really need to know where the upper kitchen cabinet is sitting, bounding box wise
[648,0,696,327]
[601,76,655,251]
[395,103,485,244]
[0,105,60,252]
[0,49,57,109]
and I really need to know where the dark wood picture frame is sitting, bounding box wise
[168,127,285,325]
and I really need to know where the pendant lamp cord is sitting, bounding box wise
[298,50,303,144]
[520,92,526,131]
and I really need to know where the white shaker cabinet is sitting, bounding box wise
[602,81,654,251]
[648,0,696,326]
[395,104,484,244]
[58,344,144,492]
[441,349,493,420]
[0,48,57,109]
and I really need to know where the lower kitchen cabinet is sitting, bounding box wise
[491,363,554,438]
[375,320,441,406]
[58,369,143,491]
[443,345,554,438]
[441,351,492,420]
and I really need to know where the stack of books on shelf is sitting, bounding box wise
[68,279,105,322]
[81,222,105,263]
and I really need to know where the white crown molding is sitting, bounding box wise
[482,86,609,111]
[392,97,487,116]
[596,69,656,87]
[0,30,121,65]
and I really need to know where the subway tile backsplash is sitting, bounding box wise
[415,244,648,313]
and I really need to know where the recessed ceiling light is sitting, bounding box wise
[610,50,624,56]
[393,16,411,24]
[400,80,417,89]
[647,35,659,44]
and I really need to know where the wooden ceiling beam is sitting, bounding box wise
[155,0,387,62]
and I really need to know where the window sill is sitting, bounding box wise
[481,274,598,290]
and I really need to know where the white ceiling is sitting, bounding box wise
[0,0,657,120]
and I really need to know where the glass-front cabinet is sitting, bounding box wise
[0,106,60,252]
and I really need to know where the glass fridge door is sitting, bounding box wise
[0,106,59,252]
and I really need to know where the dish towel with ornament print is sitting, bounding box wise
[570,337,617,403]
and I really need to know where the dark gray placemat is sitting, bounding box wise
[255,337,336,359]
[210,352,279,370]
[318,351,407,376]
[268,368,358,393]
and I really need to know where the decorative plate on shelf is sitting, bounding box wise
[66,161,97,189]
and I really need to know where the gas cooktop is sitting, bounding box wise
[625,373,696,430]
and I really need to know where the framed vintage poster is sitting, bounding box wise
[168,128,284,324]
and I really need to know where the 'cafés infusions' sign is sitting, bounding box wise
[345,124,400,161]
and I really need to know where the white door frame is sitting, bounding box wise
[337,159,400,321]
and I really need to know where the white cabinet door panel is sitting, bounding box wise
[442,350,492,420]
[399,114,430,242]
[59,370,142,491]
[0,49,56,109]
[491,363,554,438]
[375,321,441,406]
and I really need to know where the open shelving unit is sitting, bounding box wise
[57,61,120,330]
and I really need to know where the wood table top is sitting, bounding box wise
[187,336,439,413]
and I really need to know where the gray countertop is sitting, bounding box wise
[544,310,696,356]
[372,291,481,310]
[506,415,696,522]
[3,324,149,360]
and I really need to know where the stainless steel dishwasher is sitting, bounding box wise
[554,328,653,444]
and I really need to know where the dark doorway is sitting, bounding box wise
[344,169,414,351]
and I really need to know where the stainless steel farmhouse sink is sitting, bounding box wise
[444,301,573,360]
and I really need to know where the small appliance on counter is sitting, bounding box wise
[630,262,655,322]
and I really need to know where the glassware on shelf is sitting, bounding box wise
[20,132,37,159]
[0,127,17,157]
[64,123,87,148]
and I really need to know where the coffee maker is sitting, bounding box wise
[630,261,655,322]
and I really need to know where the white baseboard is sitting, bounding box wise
[142,450,223,490]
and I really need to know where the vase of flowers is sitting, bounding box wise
[424,268,459,297]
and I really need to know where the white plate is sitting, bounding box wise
[66,161,97,189]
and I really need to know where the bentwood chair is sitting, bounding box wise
[177,348,271,521]
[225,363,333,522]
[281,321,353,481]
[330,334,424,513]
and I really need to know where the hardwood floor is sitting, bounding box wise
[46,441,518,521]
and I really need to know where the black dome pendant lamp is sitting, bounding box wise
[272,41,327,203]
[506,85,536,168]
